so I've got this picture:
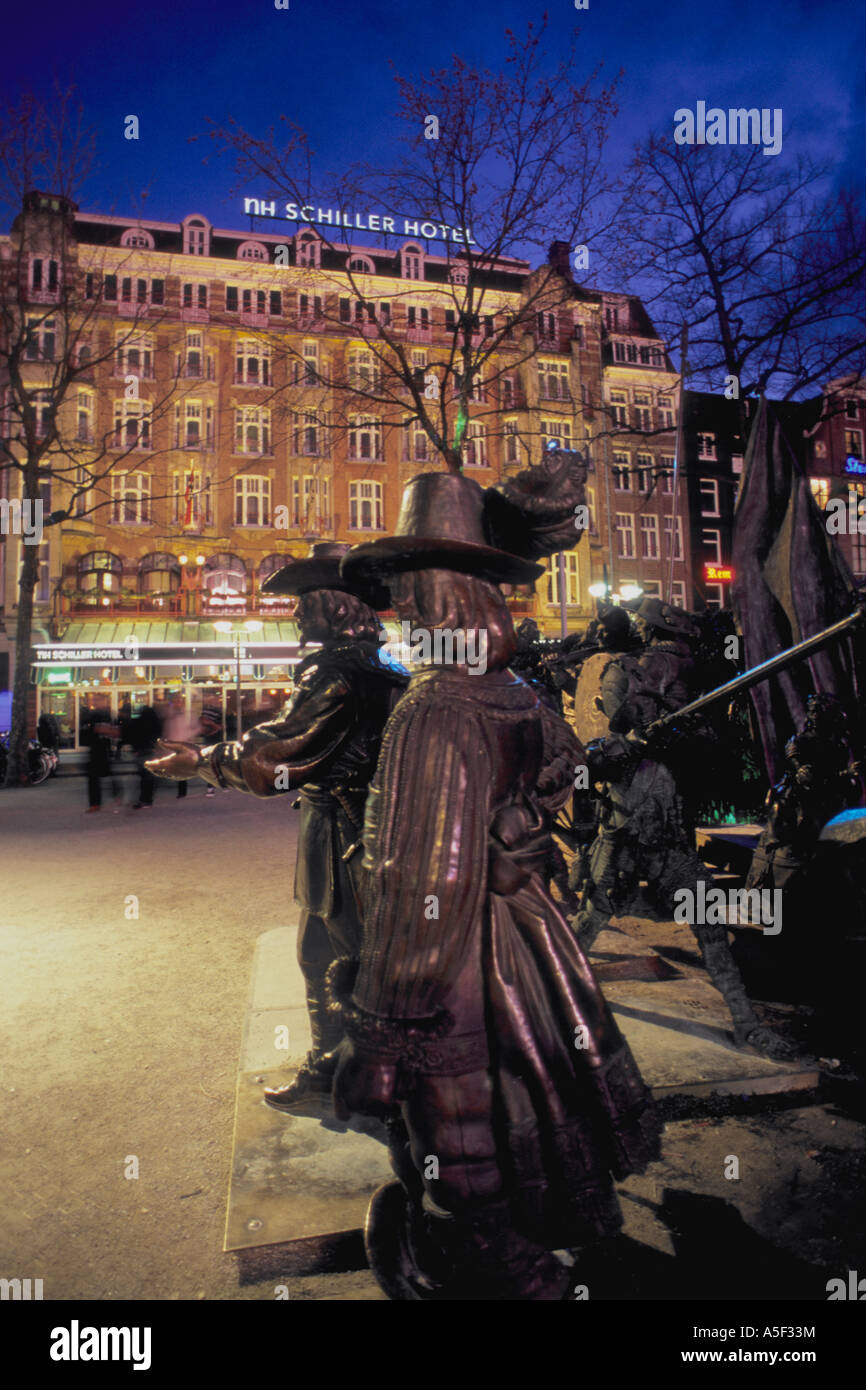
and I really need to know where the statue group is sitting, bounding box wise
[149,450,864,1300]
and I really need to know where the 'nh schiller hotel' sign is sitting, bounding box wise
[243,198,477,244]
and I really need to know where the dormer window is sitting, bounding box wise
[348,254,376,274]
[183,216,211,257]
[120,227,155,250]
[449,263,468,285]
[296,231,321,269]
[237,240,268,261]
[401,243,424,280]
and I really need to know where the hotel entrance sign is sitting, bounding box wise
[243,198,477,244]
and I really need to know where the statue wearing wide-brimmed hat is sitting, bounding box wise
[148,541,407,1114]
[328,458,661,1300]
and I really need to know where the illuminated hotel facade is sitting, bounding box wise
[1,193,695,746]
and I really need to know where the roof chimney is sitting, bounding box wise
[548,240,574,281]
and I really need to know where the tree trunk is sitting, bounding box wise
[5,541,38,787]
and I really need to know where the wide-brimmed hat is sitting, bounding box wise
[340,473,544,589]
[262,542,390,608]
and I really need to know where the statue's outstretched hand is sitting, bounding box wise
[146,739,201,781]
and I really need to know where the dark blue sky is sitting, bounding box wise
[4,0,863,234]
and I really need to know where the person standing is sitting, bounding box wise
[130,704,163,809]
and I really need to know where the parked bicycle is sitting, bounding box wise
[0,731,57,785]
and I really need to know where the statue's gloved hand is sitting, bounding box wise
[331,1037,397,1122]
[146,739,201,780]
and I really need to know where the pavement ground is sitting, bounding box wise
[1,774,863,1302]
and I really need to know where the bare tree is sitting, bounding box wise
[207,19,620,476]
[604,134,866,419]
[0,91,198,785]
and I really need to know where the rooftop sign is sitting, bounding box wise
[242,198,477,244]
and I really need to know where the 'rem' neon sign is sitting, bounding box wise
[705,564,734,582]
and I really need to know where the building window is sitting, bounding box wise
[402,418,429,463]
[636,453,653,492]
[536,311,558,343]
[663,515,684,559]
[118,276,150,307]
[292,475,332,532]
[704,583,724,611]
[79,551,122,596]
[462,421,488,468]
[349,480,384,530]
[204,553,246,598]
[504,419,520,464]
[72,464,93,516]
[30,257,59,295]
[810,477,830,510]
[613,454,631,490]
[235,475,272,526]
[349,416,383,462]
[30,390,53,438]
[181,330,210,379]
[658,397,675,429]
[347,349,380,390]
[25,317,56,360]
[641,580,662,599]
[702,528,722,563]
[293,411,321,456]
[609,389,628,426]
[183,283,208,311]
[401,243,423,280]
[671,580,686,607]
[120,228,155,249]
[538,360,570,400]
[660,456,676,491]
[541,419,572,450]
[111,471,151,524]
[699,477,720,517]
[845,399,859,420]
[113,400,152,450]
[299,293,323,322]
[139,553,181,595]
[115,333,153,379]
[633,393,652,432]
[845,429,863,460]
[173,469,213,527]
[76,390,94,443]
[616,513,636,559]
[348,254,376,274]
[546,551,580,606]
[237,240,267,261]
[183,217,210,257]
[640,514,660,559]
[296,232,321,268]
[697,432,717,461]
[235,338,271,385]
[234,406,271,455]
[174,400,213,450]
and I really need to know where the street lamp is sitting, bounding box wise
[213,619,263,738]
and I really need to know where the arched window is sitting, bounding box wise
[138,553,181,595]
[204,552,247,599]
[296,231,321,268]
[259,554,287,584]
[120,227,155,250]
[448,263,468,285]
[78,551,123,596]
[237,240,268,262]
[401,242,424,280]
[347,254,375,275]
[182,215,211,258]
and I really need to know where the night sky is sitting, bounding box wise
[4,0,863,234]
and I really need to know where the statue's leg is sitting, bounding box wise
[264,912,343,1113]
[367,1073,571,1300]
[653,852,795,1059]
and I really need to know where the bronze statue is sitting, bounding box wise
[329,467,661,1301]
[147,542,407,1114]
[570,596,794,1059]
